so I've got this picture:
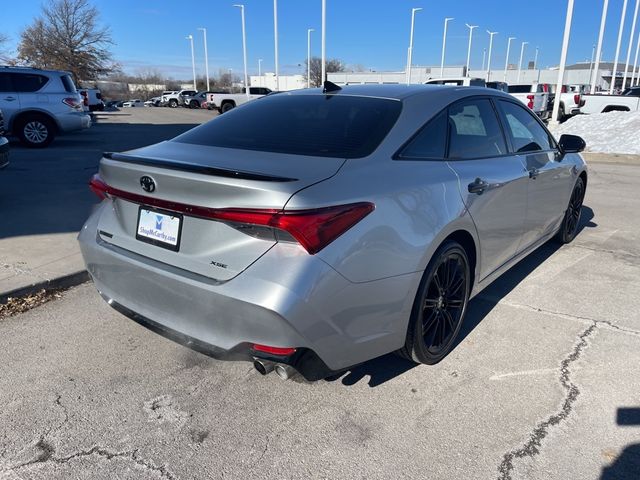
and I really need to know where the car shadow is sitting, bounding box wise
[326,206,596,388]
[600,407,640,479]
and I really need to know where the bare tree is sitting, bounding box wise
[303,57,345,87]
[17,0,115,82]
[0,32,12,63]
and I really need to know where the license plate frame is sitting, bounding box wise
[135,206,183,252]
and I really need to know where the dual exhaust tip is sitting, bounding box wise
[253,358,297,380]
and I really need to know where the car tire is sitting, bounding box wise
[16,114,56,148]
[169,99,178,108]
[190,100,199,109]
[554,177,585,244]
[398,240,471,365]
[220,102,235,113]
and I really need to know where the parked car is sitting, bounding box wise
[507,83,552,120]
[0,66,91,147]
[486,81,509,92]
[548,84,584,121]
[0,108,9,169]
[122,99,144,108]
[182,91,220,109]
[161,90,197,108]
[78,88,104,111]
[145,96,162,107]
[580,86,640,114]
[206,87,272,113]
[424,77,487,87]
[81,84,588,381]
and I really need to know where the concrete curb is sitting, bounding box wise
[0,270,89,304]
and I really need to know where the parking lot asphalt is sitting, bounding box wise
[0,107,216,296]
[0,159,639,479]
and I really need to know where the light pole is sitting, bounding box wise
[504,36,516,82]
[273,0,279,91]
[406,7,422,85]
[441,17,454,77]
[551,0,575,125]
[623,0,640,89]
[518,41,528,82]
[481,48,486,70]
[633,30,640,85]
[588,44,596,87]
[486,30,498,81]
[534,46,539,69]
[465,24,478,77]
[258,58,263,76]
[611,0,629,94]
[321,0,326,85]
[233,4,249,98]
[307,28,314,88]
[186,34,196,90]
[591,0,609,94]
[197,28,210,91]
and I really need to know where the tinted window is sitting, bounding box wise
[60,75,75,92]
[13,73,48,92]
[498,100,553,153]
[0,73,13,92]
[508,85,533,94]
[174,94,402,158]
[447,98,507,160]
[398,111,447,159]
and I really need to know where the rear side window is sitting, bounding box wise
[447,98,507,159]
[498,100,554,153]
[60,75,76,92]
[174,95,402,158]
[0,73,13,92]
[398,111,447,159]
[13,74,49,92]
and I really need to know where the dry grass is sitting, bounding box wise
[0,289,64,319]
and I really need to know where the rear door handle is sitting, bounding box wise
[3,96,17,102]
[528,168,540,179]
[468,178,489,194]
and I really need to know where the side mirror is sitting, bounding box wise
[558,134,586,153]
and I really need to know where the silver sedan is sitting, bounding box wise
[79,84,587,381]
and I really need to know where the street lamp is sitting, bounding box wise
[623,0,640,89]
[486,30,498,81]
[441,18,454,77]
[517,41,528,82]
[611,0,629,94]
[321,0,326,85]
[504,36,516,82]
[406,7,422,85]
[197,28,210,91]
[592,0,609,94]
[465,24,478,77]
[273,0,279,91]
[186,34,196,90]
[258,58,263,76]
[588,44,596,87]
[481,48,486,71]
[632,30,640,85]
[534,46,539,69]
[551,0,575,125]
[233,4,249,98]
[307,28,314,88]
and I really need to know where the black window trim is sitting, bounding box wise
[394,94,514,162]
[495,98,559,155]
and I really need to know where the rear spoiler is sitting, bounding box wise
[103,152,298,182]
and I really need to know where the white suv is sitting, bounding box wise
[0,66,91,147]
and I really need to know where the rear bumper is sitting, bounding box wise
[0,136,9,169]
[78,204,418,376]
[57,112,91,133]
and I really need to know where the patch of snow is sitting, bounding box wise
[548,110,640,155]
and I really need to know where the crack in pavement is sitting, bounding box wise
[572,243,640,260]
[5,444,177,480]
[497,323,597,480]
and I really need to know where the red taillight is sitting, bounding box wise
[88,174,375,254]
[62,97,82,110]
[574,94,581,105]
[527,94,535,109]
[252,344,297,356]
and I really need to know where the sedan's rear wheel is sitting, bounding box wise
[399,241,471,365]
[555,177,585,244]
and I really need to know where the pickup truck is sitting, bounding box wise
[161,90,197,108]
[424,77,487,87]
[206,87,272,113]
[548,84,585,121]
[507,83,551,120]
[580,86,640,114]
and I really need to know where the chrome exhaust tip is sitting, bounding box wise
[253,358,274,375]
[274,364,298,381]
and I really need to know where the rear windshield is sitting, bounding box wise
[60,75,76,93]
[508,85,532,93]
[174,94,402,158]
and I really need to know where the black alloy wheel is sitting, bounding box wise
[555,177,585,244]
[399,241,471,364]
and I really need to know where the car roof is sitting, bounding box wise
[284,83,510,102]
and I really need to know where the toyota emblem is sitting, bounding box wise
[140,176,156,193]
